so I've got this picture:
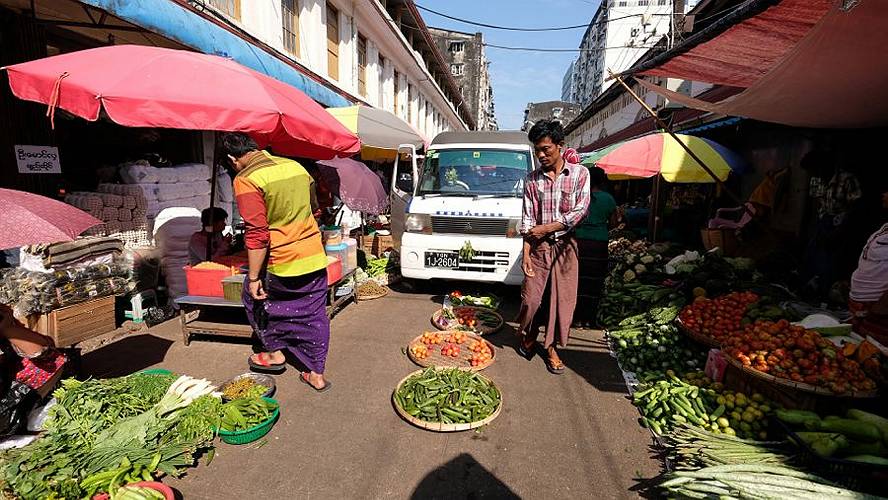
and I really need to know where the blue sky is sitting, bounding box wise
[419,0,601,130]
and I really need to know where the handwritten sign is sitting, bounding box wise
[15,145,61,174]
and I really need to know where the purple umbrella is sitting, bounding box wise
[0,188,103,249]
[316,157,389,215]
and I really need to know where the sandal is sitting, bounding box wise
[545,353,565,375]
[300,372,331,393]
[248,352,286,374]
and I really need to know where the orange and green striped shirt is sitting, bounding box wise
[233,151,326,277]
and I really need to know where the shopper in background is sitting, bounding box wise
[574,166,617,327]
[221,132,331,392]
[849,187,888,345]
[516,120,591,375]
[188,207,232,265]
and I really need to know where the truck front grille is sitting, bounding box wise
[430,216,509,236]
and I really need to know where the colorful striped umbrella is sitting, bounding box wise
[581,133,746,183]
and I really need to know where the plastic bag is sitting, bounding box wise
[0,380,37,437]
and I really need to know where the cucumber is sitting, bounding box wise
[815,418,882,442]
[844,454,888,465]
[847,408,888,445]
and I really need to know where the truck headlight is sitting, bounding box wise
[506,218,522,238]
[405,213,432,234]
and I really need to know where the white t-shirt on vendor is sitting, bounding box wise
[850,223,888,302]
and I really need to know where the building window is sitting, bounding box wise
[450,64,464,76]
[631,28,639,37]
[357,33,367,97]
[638,0,649,5]
[282,0,300,57]
[618,0,627,5]
[393,69,400,116]
[553,107,563,118]
[449,41,465,53]
[658,0,667,4]
[209,0,240,19]
[326,2,340,81]
[378,54,386,107]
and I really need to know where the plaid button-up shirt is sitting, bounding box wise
[520,162,591,238]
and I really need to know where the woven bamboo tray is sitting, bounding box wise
[357,284,389,301]
[723,354,879,399]
[392,369,502,432]
[406,331,495,371]
[675,318,721,348]
[430,306,504,335]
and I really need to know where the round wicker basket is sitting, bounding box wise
[406,331,495,371]
[430,307,504,335]
[392,369,502,432]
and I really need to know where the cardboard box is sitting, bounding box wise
[361,234,394,257]
[26,296,116,347]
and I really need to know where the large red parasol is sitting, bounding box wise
[2,45,360,159]
[0,188,103,249]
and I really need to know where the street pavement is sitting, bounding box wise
[81,284,661,499]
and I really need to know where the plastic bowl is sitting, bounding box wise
[216,397,280,445]
[219,372,276,401]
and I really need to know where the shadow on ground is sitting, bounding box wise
[410,453,520,500]
[80,334,174,378]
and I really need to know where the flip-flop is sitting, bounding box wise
[517,341,536,361]
[248,352,286,374]
[300,372,332,393]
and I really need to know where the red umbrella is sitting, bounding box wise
[2,45,360,159]
[0,188,103,249]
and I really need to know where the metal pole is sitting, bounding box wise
[608,70,749,211]
[206,132,219,262]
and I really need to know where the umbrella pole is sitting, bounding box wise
[609,72,751,216]
[206,132,219,262]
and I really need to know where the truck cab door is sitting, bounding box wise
[390,144,420,252]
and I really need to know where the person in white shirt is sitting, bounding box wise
[849,188,888,343]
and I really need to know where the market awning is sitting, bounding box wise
[2,45,360,160]
[622,0,888,128]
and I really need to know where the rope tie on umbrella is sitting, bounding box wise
[45,72,69,129]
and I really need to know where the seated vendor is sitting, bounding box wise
[0,304,67,399]
[849,188,888,344]
[188,207,233,265]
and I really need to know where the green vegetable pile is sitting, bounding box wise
[113,485,166,500]
[394,368,500,425]
[666,424,794,470]
[0,373,218,499]
[221,377,268,400]
[597,281,685,328]
[659,464,881,499]
[608,306,706,375]
[777,408,888,465]
[219,398,278,432]
[366,257,395,277]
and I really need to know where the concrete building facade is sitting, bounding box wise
[562,59,578,104]
[572,0,699,107]
[428,27,497,131]
[522,101,582,132]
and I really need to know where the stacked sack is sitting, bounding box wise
[65,189,146,236]
[118,161,215,232]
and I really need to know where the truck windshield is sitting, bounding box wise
[417,149,531,197]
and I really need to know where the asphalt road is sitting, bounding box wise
[82,284,661,499]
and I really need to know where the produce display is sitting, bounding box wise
[434,306,503,334]
[408,331,495,370]
[357,281,388,299]
[447,291,500,309]
[776,408,888,463]
[722,319,877,394]
[0,373,217,499]
[191,262,232,271]
[393,368,501,427]
[109,484,167,500]
[678,291,761,344]
[633,371,775,439]
[666,424,794,470]
[597,282,685,328]
[608,306,706,375]
[221,377,269,400]
[218,397,278,432]
[659,464,878,499]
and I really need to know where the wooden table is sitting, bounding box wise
[175,270,358,346]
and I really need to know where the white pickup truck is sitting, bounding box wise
[390,131,533,286]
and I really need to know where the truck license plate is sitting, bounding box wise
[424,251,459,269]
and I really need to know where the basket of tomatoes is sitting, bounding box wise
[678,291,760,346]
[407,331,495,371]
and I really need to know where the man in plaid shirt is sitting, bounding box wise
[516,120,590,374]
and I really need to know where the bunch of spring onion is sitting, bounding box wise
[659,464,881,499]
[666,423,794,470]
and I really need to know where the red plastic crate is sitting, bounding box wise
[184,265,237,297]
[326,256,342,285]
